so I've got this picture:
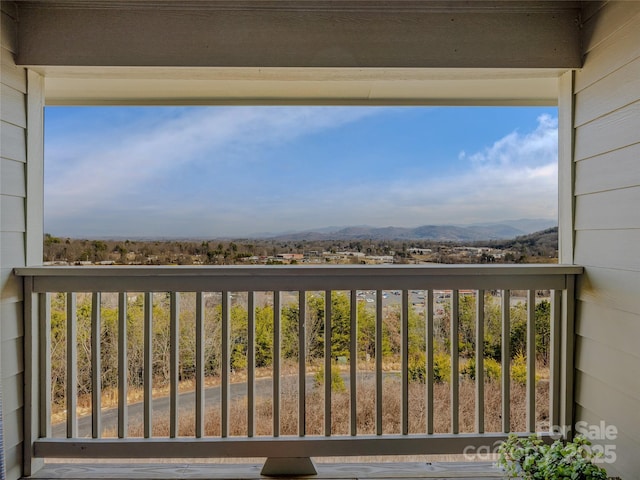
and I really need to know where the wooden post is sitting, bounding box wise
[23,277,44,476]
[560,276,576,438]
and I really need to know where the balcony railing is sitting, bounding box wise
[16,264,582,476]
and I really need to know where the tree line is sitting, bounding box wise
[43,230,557,266]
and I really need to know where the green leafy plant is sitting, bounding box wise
[314,365,346,393]
[497,433,609,479]
[407,350,451,384]
[461,357,502,381]
[510,351,540,386]
[408,351,427,383]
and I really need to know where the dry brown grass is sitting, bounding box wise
[102,376,549,438]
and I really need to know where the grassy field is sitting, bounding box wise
[91,374,549,438]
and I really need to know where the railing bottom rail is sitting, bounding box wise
[35,433,554,459]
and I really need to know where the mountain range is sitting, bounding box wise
[262,219,557,242]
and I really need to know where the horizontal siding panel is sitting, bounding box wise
[0,194,25,232]
[0,121,26,163]
[574,405,639,479]
[1,336,24,379]
[576,300,640,359]
[0,158,25,197]
[577,266,640,316]
[575,143,640,195]
[1,267,22,303]
[1,47,25,93]
[575,336,640,400]
[1,10,17,53]
[1,405,23,450]
[0,300,23,341]
[1,372,23,415]
[575,371,640,445]
[575,55,640,127]
[575,186,640,230]
[575,12,640,92]
[0,83,26,128]
[1,232,25,266]
[574,100,640,161]
[4,443,23,480]
[581,1,640,55]
[574,229,640,271]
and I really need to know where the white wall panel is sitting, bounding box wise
[575,143,640,195]
[577,267,640,316]
[3,445,22,480]
[0,10,17,53]
[0,405,22,450]
[574,56,640,127]
[0,83,26,128]
[1,5,25,478]
[1,47,26,93]
[581,0,640,54]
[574,229,640,271]
[574,405,639,478]
[0,194,25,232]
[0,121,26,163]
[0,232,25,267]
[0,159,25,198]
[0,268,21,303]
[0,301,22,342]
[575,336,640,400]
[0,337,23,380]
[0,373,23,417]
[575,187,640,230]
[574,13,640,92]
[576,300,640,358]
[574,100,640,161]
[575,371,640,445]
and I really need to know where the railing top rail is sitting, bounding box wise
[15,264,583,277]
[15,264,582,293]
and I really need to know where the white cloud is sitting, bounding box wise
[262,114,559,231]
[45,110,558,237]
[45,107,376,222]
[370,114,557,225]
[468,113,558,168]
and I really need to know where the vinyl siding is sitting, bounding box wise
[576,301,640,359]
[575,373,640,445]
[0,121,26,163]
[0,3,26,479]
[573,2,640,478]
[574,229,640,272]
[574,142,640,195]
[3,444,22,480]
[574,405,640,477]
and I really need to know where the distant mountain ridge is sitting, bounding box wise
[266,219,557,242]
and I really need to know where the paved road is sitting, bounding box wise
[52,373,388,438]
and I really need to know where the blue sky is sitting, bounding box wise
[45,106,558,238]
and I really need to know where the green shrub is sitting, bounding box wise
[461,357,501,381]
[510,352,540,385]
[407,351,450,383]
[497,433,608,479]
[433,351,451,383]
[460,358,474,379]
[314,365,346,393]
[408,351,426,383]
[485,357,502,381]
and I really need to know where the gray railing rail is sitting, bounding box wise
[17,265,582,476]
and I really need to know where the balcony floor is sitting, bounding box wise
[28,461,505,479]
